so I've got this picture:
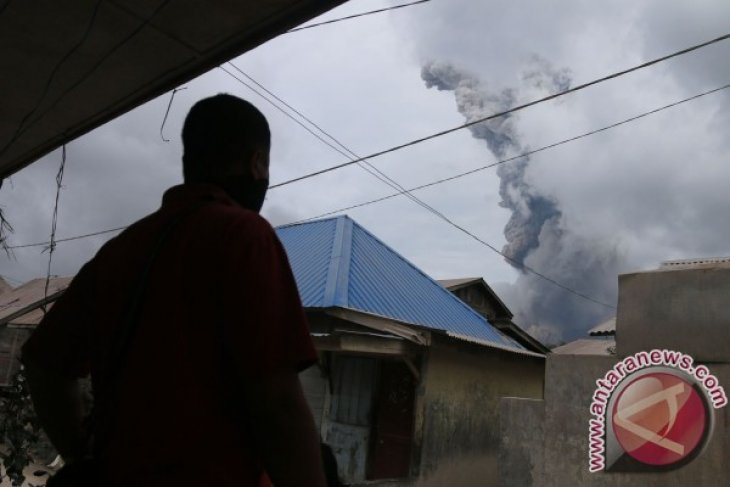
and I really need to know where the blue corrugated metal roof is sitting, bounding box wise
[276,216,524,351]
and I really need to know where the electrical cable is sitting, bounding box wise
[160,86,187,142]
[42,145,67,313]
[7,82,728,308]
[6,80,726,252]
[286,0,431,33]
[269,32,730,190]
[222,63,615,309]
[222,63,446,217]
[7,225,127,250]
[295,82,730,222]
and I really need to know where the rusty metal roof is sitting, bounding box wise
[0,277,12,296]
[588,317,616,336]
[552,338,616,356]
[0,277,71,386]
[0,277,72,326]
[659,256,730,270]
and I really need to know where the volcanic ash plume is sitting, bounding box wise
[421,59,622,343]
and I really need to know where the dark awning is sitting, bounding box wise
[0,0,347,179]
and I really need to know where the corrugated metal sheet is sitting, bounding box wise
[0,277,12,296]
[552,338,616,356]
[276,216,525,353]
[588,317,616,336]
[0,277,72,326]
[279,218,338,308]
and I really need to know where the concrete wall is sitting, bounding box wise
[300,363,328,432]
[499,398,544,487]
[502,355,730,487]
[413,337,544,487]
[617,266,730,361]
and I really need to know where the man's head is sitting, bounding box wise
[182,94,270,212]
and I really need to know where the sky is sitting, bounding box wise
[1,0,729,343]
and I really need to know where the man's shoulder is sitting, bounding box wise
[221,206,278,243]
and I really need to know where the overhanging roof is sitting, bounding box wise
[0,0,347,179]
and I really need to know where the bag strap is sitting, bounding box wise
[91,200,211,453]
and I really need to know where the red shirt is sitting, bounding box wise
[22,183,318,486]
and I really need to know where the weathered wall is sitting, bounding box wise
[300,363,328,432]
[617,266,730,361]
[413,337,544,487]
[540,355,730,487]
[498,398,544,487]
[452,287,505,322]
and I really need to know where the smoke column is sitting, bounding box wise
[422,59,621,344]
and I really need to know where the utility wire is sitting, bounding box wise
[296,82,730,222]
[42,145,67,313]
[160,86,187,142]
[222,64,614,309]
[269,32,730,190]
[223,63,443,217]
[287,0,431,33]
[7,225,127,250]
[5,80,727,255]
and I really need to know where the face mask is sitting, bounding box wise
[212,174,269,213]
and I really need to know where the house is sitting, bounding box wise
[0,278,12,296]
[0,277,71,385]
[551,317,616,356]
[0,277,71,486]
[277,216,545,486]
[2,217,546,487]
[438,278,551,354]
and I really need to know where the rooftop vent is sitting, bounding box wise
[660,256,730,270]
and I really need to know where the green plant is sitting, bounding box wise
[0,370,52,486]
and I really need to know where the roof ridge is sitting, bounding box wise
[274,214,347,230]
[322,217,352,307]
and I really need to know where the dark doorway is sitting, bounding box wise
[367,359,417,479]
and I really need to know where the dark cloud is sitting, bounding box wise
[422,58,622,341]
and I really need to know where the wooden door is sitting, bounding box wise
[367,360,416,479]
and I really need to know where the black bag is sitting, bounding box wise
[45,202,208,487]
[45,458,99,487]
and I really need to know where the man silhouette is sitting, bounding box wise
[22,94,326,487]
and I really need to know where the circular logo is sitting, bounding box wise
[611,372,710,466]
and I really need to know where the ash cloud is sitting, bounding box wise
[422,59,622,343]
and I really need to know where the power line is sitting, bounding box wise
[295,82,730,222]
[160,86,187,142]
[269,32,730,190]
[286,0,431,33]
[42,145,67,313]
[7,225,127,250]
[222,63,446,220]
[5,79,726,256]
[221,64,614,309]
